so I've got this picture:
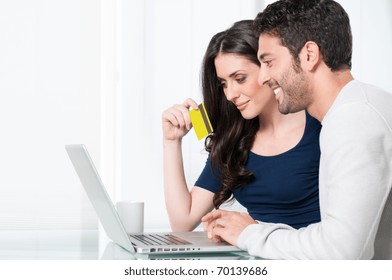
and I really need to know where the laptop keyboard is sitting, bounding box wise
[130,234,191,246]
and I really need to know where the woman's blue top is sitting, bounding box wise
[195,112,321,229]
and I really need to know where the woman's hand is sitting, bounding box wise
[162,98,199,141]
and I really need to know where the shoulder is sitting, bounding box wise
[322,81,392,137]
[320,84,392,157]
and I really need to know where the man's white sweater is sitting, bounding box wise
[237,80,392,259]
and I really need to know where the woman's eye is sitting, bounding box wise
[219,81,227,88]
[236,76,246,83]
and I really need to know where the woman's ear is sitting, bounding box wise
[300,41,320,71]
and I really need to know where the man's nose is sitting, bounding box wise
[258,66,271,86]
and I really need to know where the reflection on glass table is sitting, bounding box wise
[0,230,99,260]
[101,241,258,260]
[0,230,259,260]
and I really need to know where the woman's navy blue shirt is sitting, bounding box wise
[195,112,321,229]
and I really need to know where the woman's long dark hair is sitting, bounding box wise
[201,20,260,208]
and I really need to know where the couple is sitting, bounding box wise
[162,0,392,259]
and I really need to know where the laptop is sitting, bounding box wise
[65,144,242,255]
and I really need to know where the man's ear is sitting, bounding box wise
[300,41,320,71]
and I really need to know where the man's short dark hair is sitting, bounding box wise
[254,0,352,71]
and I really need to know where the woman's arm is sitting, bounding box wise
[162,99,214,231]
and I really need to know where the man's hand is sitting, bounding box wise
[201,209,257,245]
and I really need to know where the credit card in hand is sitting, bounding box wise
[189,103,213,140]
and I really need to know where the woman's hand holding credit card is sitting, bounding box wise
[162,99,213,142]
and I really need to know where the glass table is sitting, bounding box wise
[0,230,257,260]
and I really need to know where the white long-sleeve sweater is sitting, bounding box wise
[237,80,392,259]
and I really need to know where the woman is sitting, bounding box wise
[162,20,321,232]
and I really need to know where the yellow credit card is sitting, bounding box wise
[190,103,213,140]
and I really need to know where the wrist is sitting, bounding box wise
[163,138,182,147]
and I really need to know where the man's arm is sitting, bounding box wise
[205,103,392,259]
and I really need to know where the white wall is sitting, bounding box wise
[338,0,392,93]
[0,0,101,229]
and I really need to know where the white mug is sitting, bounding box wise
[116,201,144,233]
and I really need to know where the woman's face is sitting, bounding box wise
[214,53,275,119]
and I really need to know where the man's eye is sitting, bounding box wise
[264,60,272,67]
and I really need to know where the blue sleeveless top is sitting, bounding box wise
[195,112,321,229]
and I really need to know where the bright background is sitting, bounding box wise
[0,0,391,231]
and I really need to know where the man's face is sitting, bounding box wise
[257,34,312,114]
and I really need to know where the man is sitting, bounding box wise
[202,0,392,259]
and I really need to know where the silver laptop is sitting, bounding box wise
[65,144,241,255]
